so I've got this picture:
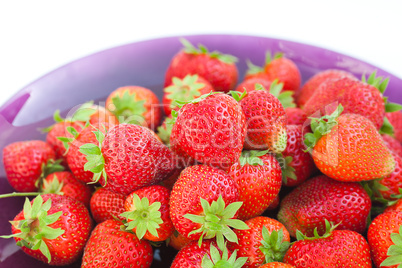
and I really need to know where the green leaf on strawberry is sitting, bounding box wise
[174,91,219,109]
[267,80,296,108]
[295,219,341,241]
[381,225,402,267]
[239,150,270,166]
[380,116,395,136]
[201,243,247,268]
[40,174,64,195]
[265,52,283,65]
[259,227,290,263]
[245,59,264,76]
[184,195,249,250]
[110,90,146,124]
[157,116,175,145]
[276,154,297,184]
[0,195,65,263]
[229,90,247,102]
[165,75,206,107]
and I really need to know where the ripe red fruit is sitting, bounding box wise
[278,175,371,237]
[3,140,57,192]
[163,74,215,116]
[1,194,92,265]
[164,39,238,92]
[382,134,402,158]
[296,69,356,108]
[170,92,246,170]
[263,53,301,92]
[169,230,192,251]
[227,151,282,220]
[235,77,272,93]
[81,219,153,268]
[375,152,402,201]
[227,216,291,268]
[105,85,161,129]
[386,111,402,143]
[285,107,307,126]
[90,187,126,223]
[259,263,295,268]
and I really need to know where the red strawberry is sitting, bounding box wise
[105,85,161,129]
[80,123,176,195]
[156,114,174,146]
[382,134,402,158]
[3,140,60,192]
[305,105,395,182]
[169,229,192,251]
[165,38,238,92]
[386,111,402,143]
[1,194,92,265]
[281,125,316,187]
[367,211,402,268]
[169,165,247,249]
[385,199,402,213]
[259,263,295,268]
[277,175,371,237]
[296,69,356,108]
[240,87,287,152]
[285,107,307,126]
[81,219,153,268]
[227,151,282,220]
[283,221,372,267]
[374,152,402,201]
[121,185,174,242]
[41,171,93,206]
[170,92,246,170]
[235,77,272,93]
[163,74,215,116]
[90,187,126,223]
[227,216,291,268]
[303,73,388,130]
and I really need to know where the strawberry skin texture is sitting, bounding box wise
[124,185,174,241]
[81,219,153,268]
[382,134,402,158]
[171,239,219,268]
[169,165,239,240]
[227,153,282,220]
[303,77,385,130]
[277,175,371,238]
[283,230,372,267]
[43,171,93,206]
[169,230,192,251]
[264,57,301,92]
[101,124,175,195]
[260,263,295,268]
[3,140,56,192]
[377,152,402,200]
[368,211,402,268]
[171,93,246,169]
[385,199,402,213]
[285,107,307,126]
[296,69,356,108]
[386,111,402,143]
[235,77,272,93]
[90,187,126,223]
[282,125,316,187]
[12,194,92,265]
[240,90,286,152]
[165,51,238,93]
[312,113,395,182]
[227,216,290,268]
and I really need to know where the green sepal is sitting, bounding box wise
[0,195,65,263]
[303,104,344,152]
[229,90,247,102]
[69,101,96,122]
[259,227,290,263]
[120,194,163,240]
[295,219,341,241]
[361,71,389,94]
[36,159,65,189]
[385,102,402,113]
[265,51,283,65]
[276,154,297,184]
[201,243,248,268]
[381,225,402,267]
[40,174,64,195]
[174,91,219,109]
[157,116,175,145]
[380,116,395,136]
[239,150,270,166]
[268,80,296,108]
[56,124,83,154]
[183,195,249,250]
[111,90,146,125]
[245,59,264,76]
[180,38,238,64]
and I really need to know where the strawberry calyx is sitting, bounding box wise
[380,116,395,136]
[381,225,402,267]
[304,104,344,152]
[174,91,219,109]
[57,122,89,154]
[180,38,238,64]
[239,150,270,166]
[0,195,65,263]
[229,90,247,102]
[120,194,163,240]
[259,227,290,263]
[295,219,340,241]
[267,80,296,108]
[35,159,65,189]
[245,59,264,76]
[110,90,146,125]
[165,74,208,108]
[157,116,175,146]
[183,195,249,250]
[276,154,297,184]
[40,174,64,195]
[265,52,283,65]
[201,243,248,268]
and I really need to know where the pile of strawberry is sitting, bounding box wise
[2,38,402,268]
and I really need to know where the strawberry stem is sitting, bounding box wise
[0,192,41,199]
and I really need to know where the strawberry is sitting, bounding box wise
[240,85,287,152]
[3,140,61,192]
[81,219,153,268]
[169,229,192,251]
[41,171,93,206]
[382,134,402,158]
[386,111,402,143]
[385,198,402,213]
[367,211,402,268]
[277,175,371,237]
[280,125,316,187]
[157,114,174,146]
[235,77,272,93]
[170,92,246,170]
[227,150,282,220]
[227,216,291,268]
[372,152,402,201]
[284,107,307,126]
[283,220,372,267]
[90,187,126,223]
[296,69,356,108]
[259,263,295,268]
[165,38,238,93]
[121,185,174,242]
[163,74,215,116]
[304,105,395,182]
[0,194,92,265]
[169,165,248,250]
[79,123,176,195]
[105,85,161,129]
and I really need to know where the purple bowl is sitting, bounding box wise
[0,34,401,267]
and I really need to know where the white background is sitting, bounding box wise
[1,0,401,106]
